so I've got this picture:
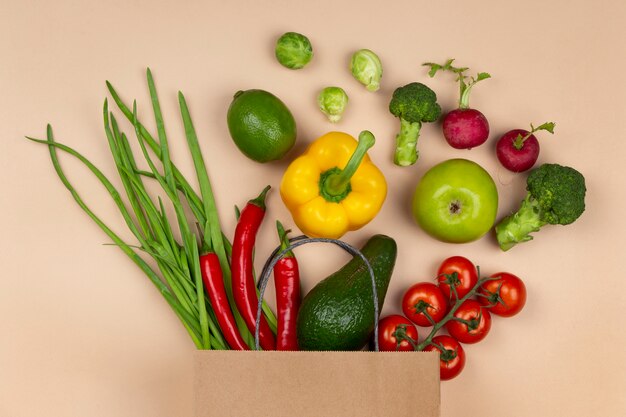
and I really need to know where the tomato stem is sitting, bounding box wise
[414,300,439,326]
[439,346,458,363]
[479,281,506,308]
[392,324,418,350]
[415,268,500,351]
[451,312,482,331]
[438,271,463,301]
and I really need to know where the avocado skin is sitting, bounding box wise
[296,234,397,351]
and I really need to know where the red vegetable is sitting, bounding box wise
[496,122,555,172]
[273,222,301,350]
[232,185,276,350]
[442,108,490,149]
[423,59,491,149]
[478,272,527,317]
[402,282,448,327]
[423,335,466,380]
[446,299,491,344]
[378,315,418,351]
[200,250,249,350]
[436,256,478,301]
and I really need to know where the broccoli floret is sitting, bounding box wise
[389,82,441,166]
[495,163,586,251]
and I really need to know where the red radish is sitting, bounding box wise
[443,109,490,149]
[496,122,555,172]
[423,59,491,149]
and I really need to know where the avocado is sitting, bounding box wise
[296,234,397,351]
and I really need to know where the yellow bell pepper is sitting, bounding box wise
[280,130,387,238]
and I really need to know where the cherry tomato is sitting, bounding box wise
[377,315,418,351]
[437,256,478,300]
[478,272,527,317]
[445,299,491,344]
[423,335,466,380]
[402,282,448,327]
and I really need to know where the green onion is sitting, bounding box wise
[27,127,204,348]
[26,70,279,349]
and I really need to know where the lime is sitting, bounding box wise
[226,89,297,163]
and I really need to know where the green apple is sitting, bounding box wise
[412,159,498,243]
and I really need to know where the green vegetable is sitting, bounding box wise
[296,234,397,351]
[317,86,349,123]
[495,163,587,251]
[350,49,382,92]
[26,69,278,349]
[512,122,556,150]
[388,82,442,166]
[275,32,313,69]
[423,58,491,109]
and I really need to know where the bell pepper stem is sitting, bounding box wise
[324,131,375,196]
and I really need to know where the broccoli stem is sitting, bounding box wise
[495,195,547,251]
[394,119,422,166]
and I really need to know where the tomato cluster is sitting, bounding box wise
[377,256,527,381]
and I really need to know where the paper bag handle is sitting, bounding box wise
[255,236,380,351]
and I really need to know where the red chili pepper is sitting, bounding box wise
[273,221,301,350]
[232,185,276,350]
[199,250,250,350]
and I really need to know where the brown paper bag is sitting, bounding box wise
[194,238,440,416]
[194,350,440,417]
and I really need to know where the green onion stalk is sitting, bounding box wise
[26,69,277,349]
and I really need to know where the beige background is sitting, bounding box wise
[1,0,625,416]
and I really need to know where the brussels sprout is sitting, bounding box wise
[275,32,313,69]
[317,87,349,123]
[350,49,383,92]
